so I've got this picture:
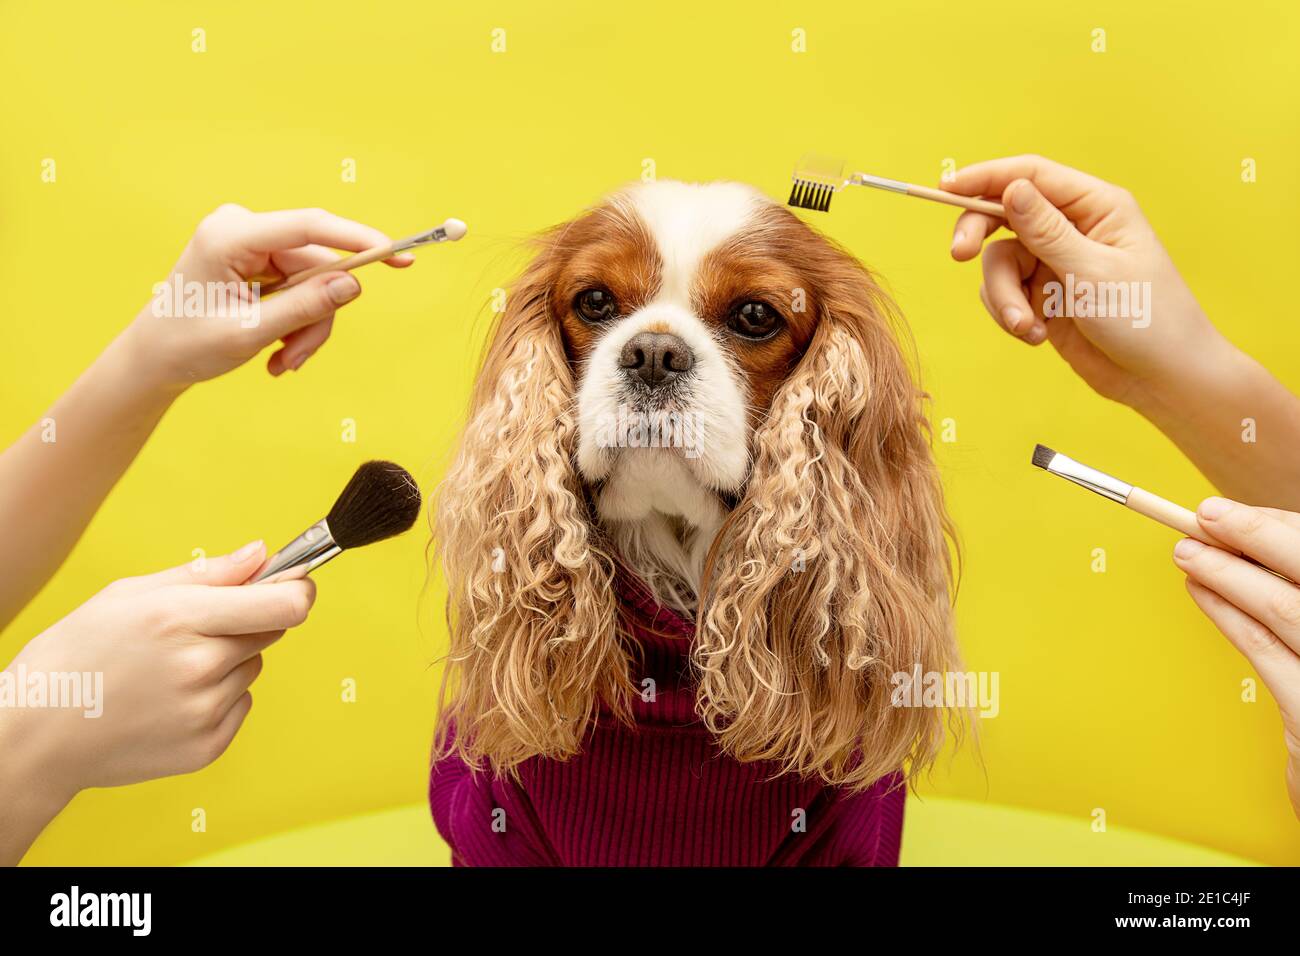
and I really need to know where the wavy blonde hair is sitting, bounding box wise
[434,201,961,792]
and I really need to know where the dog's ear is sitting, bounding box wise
[434,249,632,776]
[697,244,962,791]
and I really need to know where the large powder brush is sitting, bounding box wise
[251,460,422,583]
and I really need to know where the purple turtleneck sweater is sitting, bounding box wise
[429,576,905,866]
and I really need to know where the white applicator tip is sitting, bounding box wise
[441,218,468,241]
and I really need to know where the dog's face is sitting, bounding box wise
[436,181,960,791]
[548,182,860,604]
[559,182,815,494]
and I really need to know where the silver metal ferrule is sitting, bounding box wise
[391,223,458,253]
[852,172,909,195]
[251,518,342,583]
[1045,452,1133,505]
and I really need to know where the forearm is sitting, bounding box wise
[1133,339,1300,511]
[0,326,182,629]
[0,706,75,866]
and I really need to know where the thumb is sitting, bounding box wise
[1002,179,1092,273]
[253,271,361,342]
[129,539,267,591]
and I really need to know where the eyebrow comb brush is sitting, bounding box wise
[788,154,1005,217]
[260,218,468,295]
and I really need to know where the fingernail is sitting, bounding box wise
[1010,181,1034,215]
[1026,324,1047,345]
[327,275,360,304]
[1002,305,1025,333]
[288,351,308,371]
[232,539,264,562]
[1198,497,1231,521]
[951,229,964,252]
[1174,538,1204,560]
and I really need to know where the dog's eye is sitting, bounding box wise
[728,301,782,340]
[574,288,618,323]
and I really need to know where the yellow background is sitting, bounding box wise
[2,0,1297,866]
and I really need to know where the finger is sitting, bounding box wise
[1258,508,1300,533]
[267,244,345,277]
[268,315,334,376]
[209,630,285,672]
[126,540,267,592]
[236,208,414,266]
[941,154,1117,207]
[1185,578,1300,716]
[1195,498,1300,582]
[981,239,1041,341]
[215,654,265,711]
[206,690,254,765]
[1174,539,1300,652]
[1000,179,1095,274]
[254,272,358,342]
[950,210,1005,261]
[179,578,317,636]
[268,244,413,279]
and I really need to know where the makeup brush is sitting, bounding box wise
[251,460,422,583]
[1030,444,1230,547]
[260,218,468,295]
[788,154,1005,217]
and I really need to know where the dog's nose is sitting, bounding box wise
[619,332,694,388]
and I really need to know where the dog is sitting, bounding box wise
[430,180,961,865]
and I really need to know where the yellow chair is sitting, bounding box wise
[186,798,1258,867]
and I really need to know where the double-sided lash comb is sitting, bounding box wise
[788,154,1005,217]
[261,218,468,295]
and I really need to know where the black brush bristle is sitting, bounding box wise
[787,179,833,213]
[327,460,422,550]
[1031,444,1057,470]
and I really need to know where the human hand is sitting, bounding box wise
[943,155,1230,411]
[1,540,315,804]
[1172,497,1300,820]
[127,204,413,387]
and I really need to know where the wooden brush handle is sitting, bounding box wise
[905,184,1005,218]
[260,242,398,296]
[1126,487,1226,547]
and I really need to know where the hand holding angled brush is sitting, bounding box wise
[1172,497,1300,821]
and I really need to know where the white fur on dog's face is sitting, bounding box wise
[575,182,759,491]
[571,183,763,604]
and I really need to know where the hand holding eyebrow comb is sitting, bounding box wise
[944,154,1300,512]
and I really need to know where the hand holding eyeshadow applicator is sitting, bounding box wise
[251,460,422,583]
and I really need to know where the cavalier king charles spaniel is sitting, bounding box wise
[434,180,960,802]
